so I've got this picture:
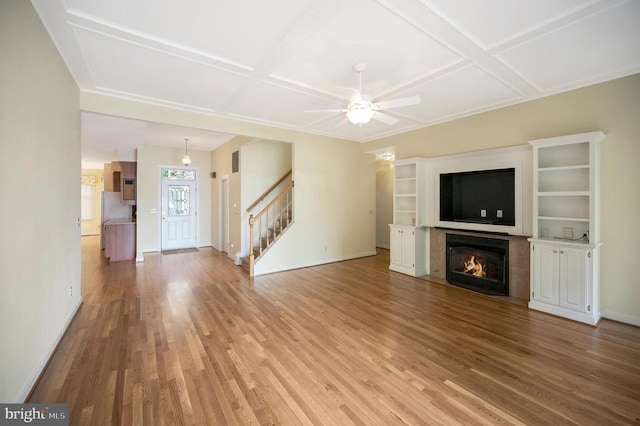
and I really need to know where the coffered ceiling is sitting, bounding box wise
[33,0,640,156]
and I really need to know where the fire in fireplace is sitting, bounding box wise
[446,233,509,296]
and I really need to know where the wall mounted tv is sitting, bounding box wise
[440,168,515,226]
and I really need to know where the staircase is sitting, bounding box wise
[241,174,294,276]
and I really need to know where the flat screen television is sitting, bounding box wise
[440,168,515,226]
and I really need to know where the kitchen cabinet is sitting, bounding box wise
[119,161,136,205]
[104,219,136,262]
[389,225,428,276]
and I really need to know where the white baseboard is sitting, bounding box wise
[16,297,82,402]
[601,311,640,327]
[254,250,377,276]
[376,243,390,249]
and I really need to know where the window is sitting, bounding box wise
[81,175,96,220]
[161,168,196,180]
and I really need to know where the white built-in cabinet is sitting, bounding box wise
[389,158,429,277]
[389,225,428,276]
[528,131,604,325]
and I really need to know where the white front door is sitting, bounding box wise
[161,175,197,250]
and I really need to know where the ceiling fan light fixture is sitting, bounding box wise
[346,107,374,125]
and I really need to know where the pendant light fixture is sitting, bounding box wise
[182,138,191,166]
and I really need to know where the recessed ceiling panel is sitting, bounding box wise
[66,0,316,68]
[75,28,248,111]
[421,0,598,50]
[397,65,522,123]
[228,81,346,127]
[497,1,640,92]
[145,122,235,150]
[270,0,463,98]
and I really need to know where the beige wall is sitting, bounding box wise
[0,0,81,402]
[366,74,640,324]
[81,169,104,236]
[255,137,377,275]
[210,135,376,273]
[211,136,250,256]
[376,160,394,249]
[137,145,212,258]
[241,140,293,257]
[241,139,293,211]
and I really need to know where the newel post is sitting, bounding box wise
[248,214,255,277]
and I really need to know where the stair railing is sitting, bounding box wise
[248,180,294,276]
[246,170,292,213]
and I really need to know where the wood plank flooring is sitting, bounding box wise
[29,236,640,425]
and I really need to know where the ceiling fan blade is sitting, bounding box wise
[334,117,351,128]
[375,95,421,110]
[372,111,399,125]
[305,108,348,113]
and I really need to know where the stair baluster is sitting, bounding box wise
[246,180,294,276]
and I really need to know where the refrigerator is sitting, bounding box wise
[100,191,131,249]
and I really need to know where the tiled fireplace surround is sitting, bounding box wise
[411,146,533,304]
[426,228,530,303]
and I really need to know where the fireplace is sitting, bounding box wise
[446,233,509,296]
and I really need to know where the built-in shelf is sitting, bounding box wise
[528,131,604,325]
[390,158,429,277]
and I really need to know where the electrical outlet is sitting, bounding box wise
[481,209,487,218]
[68,286,73,297]
[496,210,503,218]
[562,227,573,239]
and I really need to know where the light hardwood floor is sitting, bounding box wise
[29,236,640,425]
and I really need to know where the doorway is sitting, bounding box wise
[219,176,230,253]
[161,168,197,250]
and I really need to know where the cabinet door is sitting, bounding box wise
[558,248,587,312]
[401,230,415,269]
[532,244,559,304]
[389,228,403,266]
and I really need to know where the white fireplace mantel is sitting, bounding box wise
[423,145,533,236]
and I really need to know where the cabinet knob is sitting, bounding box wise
[560,250,564,254]
[553,250,558,254]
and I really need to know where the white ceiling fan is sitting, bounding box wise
[308,63,421,126]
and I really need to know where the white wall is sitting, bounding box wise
[0,0,82,402]
[136,145,212,258]
[366,74,640,325]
